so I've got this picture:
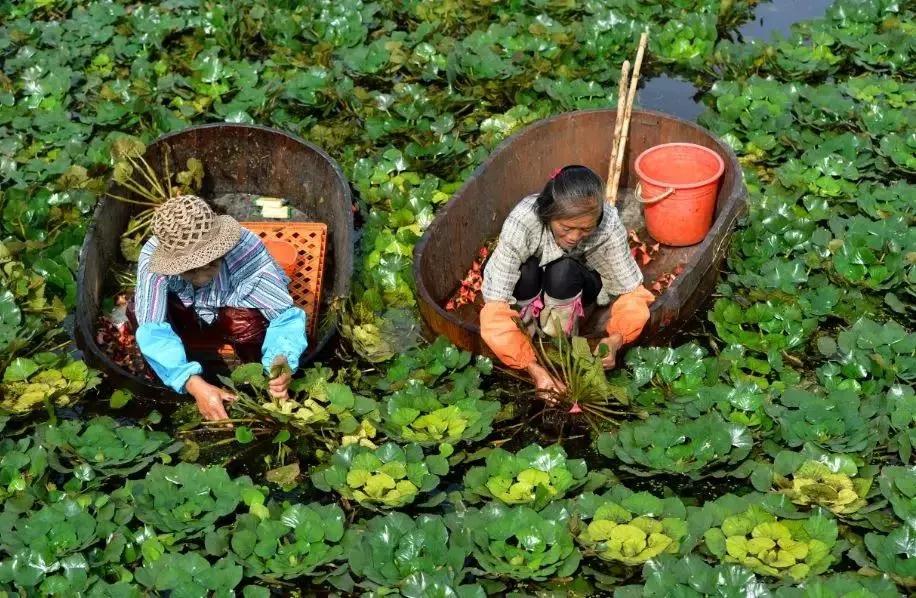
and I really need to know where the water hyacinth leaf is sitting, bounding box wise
[128,463,262,536]
[311,442,446,509]
[344,512,468,590]
[452,501,580,581]
[597,413,752,478]
[573,487,689,566]
[228,502,345,580]
[702,503,839,580]
[463,444,588,510]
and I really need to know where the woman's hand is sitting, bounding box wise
[526,362,566,404]
[268,355,292,400]
[595,333,624,369]
[186,375,236,422]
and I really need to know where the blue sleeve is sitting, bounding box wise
[135,322,203,393]
[260,307,308,373]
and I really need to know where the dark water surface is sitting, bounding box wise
[736,0,836,42]
[637,0,834,121]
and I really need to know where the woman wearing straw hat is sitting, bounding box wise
[130,195,308,421]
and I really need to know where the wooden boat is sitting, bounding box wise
[413,108,747,356]
[75,123,353,397]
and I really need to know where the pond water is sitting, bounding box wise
[637,0,835,122]
[735,0,836,41]
[637,74,706,122]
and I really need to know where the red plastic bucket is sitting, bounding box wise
[634,143,725,246]
[262,239,298,277]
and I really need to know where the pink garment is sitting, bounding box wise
[518,295,544,321]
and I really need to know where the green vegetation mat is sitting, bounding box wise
[0,0,913,594]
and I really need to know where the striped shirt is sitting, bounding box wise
[135,229,294,325]
[482,194,642,306]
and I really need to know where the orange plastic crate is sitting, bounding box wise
[186,221,327,361]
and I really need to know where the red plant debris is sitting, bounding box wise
[649,264,685,296]
[96,297,155,381]
[445,240,497,311]
[628,229,660,266]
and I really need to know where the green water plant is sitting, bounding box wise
[39,416,180,483]
[863,525,916,587]
[134,553,243,597]
[574,488,688,566]
[878,466,916,525]
[613,554,764,597]
[343,512,470,592]
[816,318,915,394]
[0,436,47,500]
[625,343,717,400]
[463,444,587,510]
[128,463,265,537]
[770,456,874,516]
[380,379,499,446]
[765,388,885,455]
[310,442,448,509]
[672,380,772,430]
[227,502,345,581]
[703,504,838,580]
[771,572,902,597]
[453,501,580,581]
[597,412,753,478]
[710,298,818,356]
[888,385,916,462]
[535,334,631,420]
[0,493,133,593]
[0,358,100,415]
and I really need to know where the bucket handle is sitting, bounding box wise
[636,182,675,205]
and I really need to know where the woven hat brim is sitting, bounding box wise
[148,215,242,276]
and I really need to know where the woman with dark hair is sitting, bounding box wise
[480,165,654,396]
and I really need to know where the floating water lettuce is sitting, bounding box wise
[227,502,345,580]
[771,457,873,516]
[771,572,902,598]
[878,466,916,525]
[673,380,772,430]
[463,444,587,510]
[128,463,265,537]
[703,505,838,580]
[344,512,470,592]
[39,416,180,482]
[816,318,915,394]
[134,553,243,597]
[452,501,580,581]
[765,388,885,455]
[710,298,818,356]
[0,494,133,593]
[863,525,916,587]
[888,385,916,462]
[380,379,498,446]
[574,488,688,566]
[311,442,448,509]
[0,359,101,415]
[613,554,764,597]
[0,436,47,500]
[597,413,752,478]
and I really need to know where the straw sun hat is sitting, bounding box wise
[148,195,242,275]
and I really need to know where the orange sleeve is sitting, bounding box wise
[480,302,535,369]
[606,286,655,344]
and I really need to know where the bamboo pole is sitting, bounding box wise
[605,60,630,204]
[609,31,649,206]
